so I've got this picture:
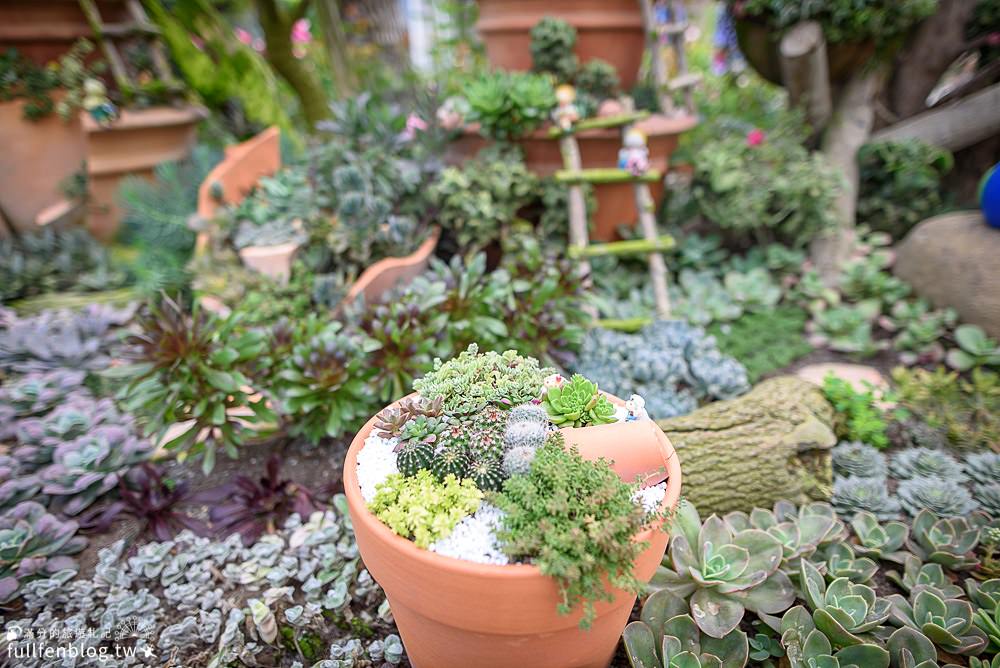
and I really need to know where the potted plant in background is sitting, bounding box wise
[344,345,682,667]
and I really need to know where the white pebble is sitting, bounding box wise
[430,504,509,565]
[633,482,667,515]
[356,433,399,503]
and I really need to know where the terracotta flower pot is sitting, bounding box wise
[237,241,302,284]
[0,0,128,66]
[476,0,646,89]
[343,394,682,668]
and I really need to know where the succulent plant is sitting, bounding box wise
[40,425,154,516]
[888,588,987,655]
[967,579,1000,610]
[971,656,1000,668]
[886,626,951,668]
[887,419,947,450]
[0,456,42,511]
[507,402,549,426]
[891,448,967,482]
[374,407,410,440]
[444,408,508,463]
[777,605,889,668]
[820,543,879,584]
[850,512,910,564]
[396,415,450,453]
[906,509,984,571]
[0,369,86,417]
[831,476,902,521]
[832,441,888,479]
[397,441,435,477]
[799,559,891,646]
[897,476,979,517]
[0,500,87,603]
[504,419,548,451]
[947,324,1000,371]
[541,374,617,428]
[886,554,965,599]
[622,590,750,668]
[13,394,124,470]
[502,445,537,477]
[975,483,1000,517]
[651,501,796,638]
[430,447,471,482]
[723,502,841,575]
[966,453,1000,486]
[468,458,505,492]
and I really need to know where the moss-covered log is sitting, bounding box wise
[657,376,836,515]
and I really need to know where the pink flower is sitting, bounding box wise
[190,35,205,51]
[291,19,311,44]
[234,28,253,45]
[401,113,429,140]
[746,128,765,147]
[252,37,265,53]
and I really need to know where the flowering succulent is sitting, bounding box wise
[897,476,978,517]
[370,471,482,549]
[413,344,549,414]
[906,509,984,571]
[778,606,890,667]
[651,501,796,638]
[623,590,750,668]
[40,425,154,515]
[886,554,964,599]
[831,477,902,521]
[832,441,887,479]
[0,500,87,603]
[0,369,85,417]
[890,447,967,482]
[849,512,910,564]
[13,394,124,470]
[541,374,616,428]
[888,589,987,655]
[799,559,891,646]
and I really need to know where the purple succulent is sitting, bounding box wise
[13,394,125,471]
[0,500,86,603]
[0,369,87,417]
[0,456,42,511]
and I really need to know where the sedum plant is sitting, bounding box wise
[821,375,889,448]
[370,470,482,549]
[40,425,154,516]
[541,374,616,428]
[651,501,796,638]
[850,512,910,564]
[832,441,888,479]
[897,476,978,518]
[890,448,967,482]
[906,509,984,571]
[0,500,87,603]
[886,554,965,600]
[888,589,988,656]
[831,476,902,521]
[799,559,891,646]
[623,590,749,668]
[891,367,1000,451]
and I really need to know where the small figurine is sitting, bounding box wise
[618,128,650,176]
[542,373,566,391]
[436,96,468,130]
[624,394,649,422]
[551,84,580,132]
[82,78,117,126]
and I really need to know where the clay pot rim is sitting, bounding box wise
[460,113,697,143]
[343,391,682,579]
[80,103,208,133]
[236,240,303,257]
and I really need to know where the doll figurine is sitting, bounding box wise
[625,394,649,422]
[551,84,580,132]
[618,128,650,176]
[82,78,117,126]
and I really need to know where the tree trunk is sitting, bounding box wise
[779,21,832,132]
[254,0,329,129]
[315,0,357,95]
[872,82,1000,153]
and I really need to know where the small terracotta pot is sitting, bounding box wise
[237,241,302,283]
[343,393,682,668]
[476,0,646,89]
[0,0,128,66]
[340,228,442,307]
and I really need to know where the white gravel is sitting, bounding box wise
[430,504,509,565]
[633,482,667,515]
[356,433,399,503]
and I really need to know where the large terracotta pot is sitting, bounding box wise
[734,18,876,87]
[82,105,206,240]
[0,0,128,66]
[448,114,697,241]
[343,395,682,668]
[476,0,646,89]
[0,95,86,234]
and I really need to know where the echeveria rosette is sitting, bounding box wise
[890,447,968,482]
[0,500,86,603]
[850,511,910,565]
[832,441,888,479]
[724,501,842,575]
[623,590,749,668]
[13,394,124,471]
[799,559,891,647]
[905,509,985,571]
[967,579,1000,611]
[0,369,86,417]
[777,605,890,668]
[651,501,796,638]
[966,452,1000,486]
[0,456,42,511]
[888,589,988,656]
[819,543,878,584]
[541,374,616,428]
[40,425,154,516]
[887,554,965,600]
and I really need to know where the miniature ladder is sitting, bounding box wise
[550,112,674,324]
[78,0,183,98]
[638,0,700,114]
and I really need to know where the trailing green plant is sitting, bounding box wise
[540,374,616,428]
[413,344,549,415]
[622,590,750,668]
[857,140,953,240]
[691,130,841,247]
[369,470,482,549]
[906,509,984,571]
[0,500,87,604]
[888,588,988,656]
[948,325,1000,372]
[798,559,891,646]
[114,295,275,473]
[650,500,796,638]
[850,512,910,564]
[464,70,556,141]
[822,375,890,449]
[710,306,812,383]
[892,367,1000,450]
[831,476,902,521]
[495,434,657,629]
[832,441,889,480]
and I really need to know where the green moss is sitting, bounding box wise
[369,470,482,548]
[710,306,812,382]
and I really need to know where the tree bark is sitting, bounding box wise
[779,21,832,132]
[315,0,357,95]
[872,83,1000,152]
[254,0,329,129]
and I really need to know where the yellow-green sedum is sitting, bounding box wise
[370,471,482,548]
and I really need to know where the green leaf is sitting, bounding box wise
[201,367,240,393]
[690,588,744,639]
[622,622,659,668]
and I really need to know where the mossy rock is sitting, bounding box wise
[658,376,836,515]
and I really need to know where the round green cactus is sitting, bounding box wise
[396,442,434,477]
[429,447,471,483]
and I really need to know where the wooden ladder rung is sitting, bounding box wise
[657,22,688,36]
[668,73,702,91]
[595,317,653,332]
[567,235,675,259]
[555,168,662,185]
[547,111,650,138]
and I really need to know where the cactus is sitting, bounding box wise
[396,442,434,477]
[507,403,549,426]
[503,446,538,477]
[888,589,987,655]
[0,500,87,603]
[622,590,749,668]
[503,420,547,451]
[832,441,887,479]
[831,477,902,521]
[468,458,505,492]
[650,501,796,638]
[849,512,910,564]
[886,554,964,599]
[430,447,471,483]
[799,559,891,647]
[541,374,617,428]
[897,476,978,517]
[906,509,984,571]
[891,448,967,482]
